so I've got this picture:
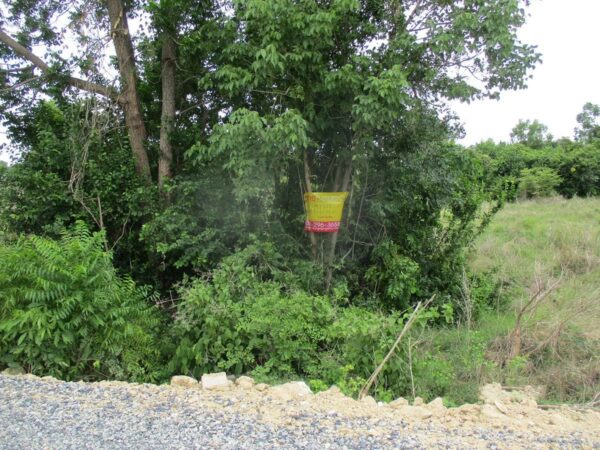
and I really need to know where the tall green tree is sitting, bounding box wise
[188,0,540,286]
[1,0,541,294]
[510,119,552,148]
[0,0,222,191]
[575,102,600,143]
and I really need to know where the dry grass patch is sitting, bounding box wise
[469,196,600,403]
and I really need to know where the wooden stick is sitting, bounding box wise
[358,295,435,399]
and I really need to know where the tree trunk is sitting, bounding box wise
[158,33,176,193]
[106,0,152,184]
[325,161,352,292]
[304,150,319,261]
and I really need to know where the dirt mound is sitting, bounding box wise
[168,375,600,444]
[4,372,600,448]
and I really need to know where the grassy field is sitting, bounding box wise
[471,196,600,338]
[468,196,600,402]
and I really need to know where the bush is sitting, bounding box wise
[170,243,453,400]
[170,241,477,401]
[517,167,562,198]
[354,144,495,311]
[411,328,496,404]
[0,223,163,382]
[169,243,334,379]
[0,101,156,285]
[324,307,408,400]
[365,240,420,310]
[554,144,600,197]
[474,140,600,199]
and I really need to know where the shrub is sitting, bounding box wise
[365,240,420,310]
[411,328,496,404]
[517,167,562,198]
[325,307,409,399]
[0,223,163,382]
[474,140,600,199]
[240,289,334,377]
[170,241,498,403]
[555,144,600,197]
[169,243,334,379]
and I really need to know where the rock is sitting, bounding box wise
[170,375,198,388]
[481,404,506,420]
[268,382,312,401]
[413,396,424,406]
[360,396,377,407]
[22,374,39,380]
[494,400,508,415]
[201,372,231,391]
[520,397,538,408]
[2,367,25,376]
[389,397,409,408]
[479,383,504,404]
[317,386,350,400]
[548,413,572,427]
[451,404,481,417]
[479,383,539,408]
[428,397,446,411]
[235,376,255,389]
[227,374,237,382]
[523,385,546,401]
[41,376,59,383]
[400,406,433,420]
[316,385,344,399]
[326,386,342,395]
[255,383,269,392]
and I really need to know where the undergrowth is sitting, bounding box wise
[0,223,166,382]
[469,197,600,404]
[1,198,597,406]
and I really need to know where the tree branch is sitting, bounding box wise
[0,64,33,73]
[0,28,120,102]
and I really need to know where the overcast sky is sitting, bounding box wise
[2,0,599,163]
[452,0,600,145]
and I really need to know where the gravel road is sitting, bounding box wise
[0,374,598,449]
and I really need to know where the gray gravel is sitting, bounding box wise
[0,375,596,449]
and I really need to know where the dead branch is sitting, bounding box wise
[523,289,599,359]
[508,271,562,360]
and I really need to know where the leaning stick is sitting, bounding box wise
[358,295,435,399]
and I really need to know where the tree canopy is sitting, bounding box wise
[510,119,552,148]
[0,0,540,293]
[575,102,600,143]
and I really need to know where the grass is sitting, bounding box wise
[471,196,600,338]
[467,196,600,403]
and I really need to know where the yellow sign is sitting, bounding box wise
[304,192,348,233]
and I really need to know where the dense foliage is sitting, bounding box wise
[168,241,462,400]
[0,224,164,381]
[474,136,600,200]
[1,0,596,405]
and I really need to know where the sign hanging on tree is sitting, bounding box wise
[304,192,348,233]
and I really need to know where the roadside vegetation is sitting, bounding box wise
[468,197,600,404]
[0,0,598,406]
[406,197,600,405]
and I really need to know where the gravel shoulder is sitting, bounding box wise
[1,374,599,449]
